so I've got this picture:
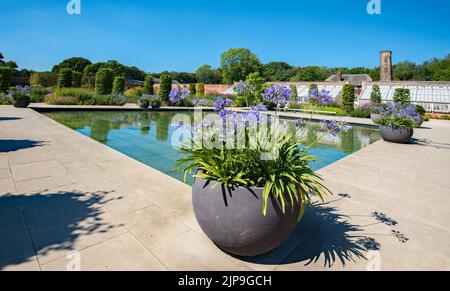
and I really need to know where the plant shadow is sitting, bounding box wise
[0,189,123,270]
[0,117,21,121]
[236,200,382,269]
[0,140,44,153]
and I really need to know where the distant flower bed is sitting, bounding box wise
[47,88,126,106]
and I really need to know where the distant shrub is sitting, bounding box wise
[196,83,205,97]
[30,72,55,88]
[342,84,355,113]
[30,87,51,103]
[289,85,298,100]
[415,105,426,116]
[371,85,382,103]
[393,88,411,106]
[289,103,346,116]
[112,76,126,94]
[49,87,126,106]
[350,107,371,118]
[82,74,95,89]
[95,68,114,95]
[159,74,172,102]
[93,94,126,106]
[57,68,73,88]
[46,95,79,105]
[72,71,83,88]
[0,66,14,92]
[189,83,196,96]
[143,74,154,94]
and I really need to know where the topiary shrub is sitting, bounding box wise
[342,84,355,113]
[0,66,13,92]
[159,74,172,102]
[371,84,382,103]
[57,68,73,88]
[189,83,196,96]
[289,85,298,100]
[143,74,154,94]
[72,71,83,88]
[196,83,205,97]
[112,76,126,94]
[95,68,114,95]
[393,88,411,106]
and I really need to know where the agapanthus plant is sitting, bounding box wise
[262,85,292,114]
[169,87,190,105]
[175,105,351,222]
[378,102,422,127]
[233,81,256,107]
[309,89,332,106]
[6,85,31,101]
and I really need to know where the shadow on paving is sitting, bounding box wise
[237,200,383,269]
[0,140,44,153]
[0,189,123,270]
[0,117,22,121]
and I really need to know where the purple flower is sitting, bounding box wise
[310,89,332,106]
[262,85,291,107]
[169,87,190,104]
[234,81,254,96]
[321,119,352,136]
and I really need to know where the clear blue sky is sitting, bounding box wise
[1,0,449,72]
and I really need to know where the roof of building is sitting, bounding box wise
[326,74,373,86]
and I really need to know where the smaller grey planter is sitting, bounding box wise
[380,126,414,144]
[13,98,30,108]
[151,101,161,109]
[371,113,382,124]
[192,177,300,257]
[139,102,149,109]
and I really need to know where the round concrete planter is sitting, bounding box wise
[192,177,300,257]
[415,116,424,128]
[151,101,161,109]
[380,126,414,144]
[371,113,382,125]
[13,98,30,108]
[139,102,149,109]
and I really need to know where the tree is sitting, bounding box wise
[57,68,73,88]
[5,61,18,69]
[53,57,92,74]
[95,68,114,95]
[159,74,172,102]
[393,61,417,81]
[30,72,56,87]
[0,66,13,92]
[371,85,382,103]
[246,72,266,103]
[220,48,262,84]
[143,74,154,94]
[342,84,355,113]
[263,62,294,81]
[195,65,222,84]
[112,76,126,94]
[170,72,197,84]
[291,66,328,81]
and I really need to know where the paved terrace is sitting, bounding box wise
[1,105,449,271]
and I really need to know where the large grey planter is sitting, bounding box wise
[380,126,414,144]
[192,177,300,257]
[371,113,382,124]
[13,98,30,108]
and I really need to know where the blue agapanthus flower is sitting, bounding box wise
[262,85,291,107]
[169,87,190,104]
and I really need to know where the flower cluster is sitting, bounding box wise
[320,119,352,136]
[379,102,422,125]
[262,85,291,107]
[169,87,190,104]
[192,98,208,106]
[234,81,254,96]
[309,89,332,106]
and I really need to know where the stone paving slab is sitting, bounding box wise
[1,105,450,271]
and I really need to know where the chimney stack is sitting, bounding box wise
[337,70,343,82]
[380,51,393,82]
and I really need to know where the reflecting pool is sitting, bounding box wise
[44,111,381,184]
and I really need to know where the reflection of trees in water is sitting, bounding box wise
[137,112,152,136]
[153,112,172,142]
[90,119,111,143]
[341,130,354,154]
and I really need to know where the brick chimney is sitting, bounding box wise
[380,51,393,82]
[336,70,343,81]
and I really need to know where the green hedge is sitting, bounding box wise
[57,68,73,88]
[0,66,13,92]
[159,74,172,102]
[30,72,56,88]
[196,83,205,97]
[143,74,154,94]
[72,71,83,88]
[342,84,355,113]
[113,76,126,94]
[95,68,114,95]
[189,83,196,96]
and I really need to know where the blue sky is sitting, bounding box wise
[1,0,449,72]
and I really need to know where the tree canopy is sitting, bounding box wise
[195,65,222,84]
[52,57,92,73]
[220,48,262,84]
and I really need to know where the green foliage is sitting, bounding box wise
[50,87,125,106]
[289,85,298,99]
[30,87,51,103]
[57,68,73,88]
[379,116,415,129]
[342,84,355,113]
[263,62,294,81]
[0,66,13,92]
[289,103,346,116]
[189,83,196,96]
[30,72,55,87]
[53,57,92,74]
[124,87,144,103]
[72,71,83,87]
[393,88,411,106]
[291,67,328,82]
[159,74,172,102]
[169,72,197,84]
[308,84,318,95]
[371,85,382,103]
[95,68,114,95]
[196,83,205,97]
[220,48,262,84]
[195,64,222,84]
[350,107,371,118]
[112,76,126,94]
[415,105,426,116]
[143,74,154,94]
